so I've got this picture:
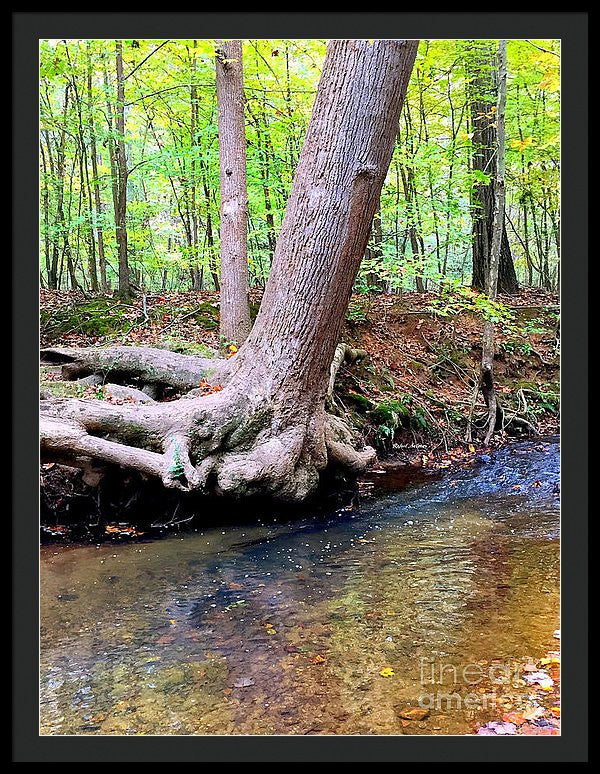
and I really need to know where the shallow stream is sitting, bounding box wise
[40,439,559,735]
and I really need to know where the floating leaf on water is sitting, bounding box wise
[224,600,246,611]
[523,670,554,689]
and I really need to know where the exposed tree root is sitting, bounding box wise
[326,343,368,404]
[40,345,225,395]
[325,413,377,472]
[40,342,375,502]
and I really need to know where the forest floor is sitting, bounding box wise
[40,285,560,469]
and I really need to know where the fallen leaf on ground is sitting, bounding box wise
[233,677,255,688]
[477,721,517,736]
[397,707,430,721]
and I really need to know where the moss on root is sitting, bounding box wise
[159,337,217,358]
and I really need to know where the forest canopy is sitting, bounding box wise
[39,38,560,295]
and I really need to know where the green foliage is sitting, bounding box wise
[345,300,369,324]
[515,383,560,415]
[370,396,429,450]
[431,281,516,330]
[501,339,532,357]
[39,38,559,294]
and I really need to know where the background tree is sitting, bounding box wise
[468,40,509,445]
[86,41,109,293]
[114,41,131,298]
[465,40,518,295]
[39,39,559,293]
[215,39,251,344]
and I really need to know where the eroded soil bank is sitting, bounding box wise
[40,288,559,525]
[40,289,560,448]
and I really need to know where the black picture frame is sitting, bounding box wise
[13,12,588,762]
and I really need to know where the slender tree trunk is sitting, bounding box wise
[115,41,131,298]
[200,160,220,291]
[475,40,508,445]
[215,39,251,344]
[87,43,109,293]
[64,150,80,291]
[190,41,201,290]
[102,57,119,221]
[467,41,518,295]
[364,207,385,290]
[40,142,52,284]
[400,165,426,292]
[66,45,98,292]
[43,131,59,289]
[41,39,418,503]
[251,100,277,264]
[47,84,71,289]
[418,67,442,276]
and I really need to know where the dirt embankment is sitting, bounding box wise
[40,288,559,527]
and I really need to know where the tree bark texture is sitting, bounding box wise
[115,41,131,298]
[215,40,251,344]
[467,41,518,295]
[480,40,508,444]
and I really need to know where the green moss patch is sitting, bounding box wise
[369,396,429,450]
[41,299,131,339]
[159,337,217,357]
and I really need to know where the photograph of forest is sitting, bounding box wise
[39,37,561,739]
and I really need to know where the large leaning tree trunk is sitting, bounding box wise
[215,39,251,344]
[466,40,518,296]
[41,39,419,503]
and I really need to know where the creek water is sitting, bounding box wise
[40,439,559,735]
